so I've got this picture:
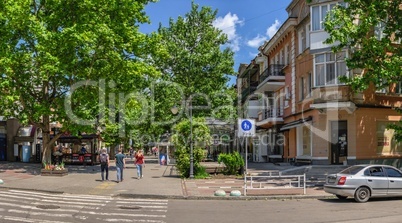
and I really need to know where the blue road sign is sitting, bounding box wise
[241,120,252,131]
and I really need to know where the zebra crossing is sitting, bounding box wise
[0,189,168,223]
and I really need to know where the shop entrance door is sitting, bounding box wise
[331,121,347,164]
[0,134,6,161]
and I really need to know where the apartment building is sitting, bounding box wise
[237,0,402,166]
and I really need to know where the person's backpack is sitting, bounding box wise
[100,154,108,164]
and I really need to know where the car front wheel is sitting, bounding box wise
[354,187,370,203]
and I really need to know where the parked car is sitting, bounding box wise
[324,164,402,202]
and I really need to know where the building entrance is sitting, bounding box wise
[0,134,6,161]
[331,121,347,164]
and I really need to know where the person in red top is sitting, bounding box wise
[135,149,145,179]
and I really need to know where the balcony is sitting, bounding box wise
[256,107,284,127]
[241,81,259,102]
[310,86,356,113]
[255,65,285,93]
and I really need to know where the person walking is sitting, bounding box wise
[99,148,109,181]
[115,147,126,183]
[135,149,145,179]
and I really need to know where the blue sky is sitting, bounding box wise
[140,0,292,85]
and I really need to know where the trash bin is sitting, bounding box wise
[22,145,31,162]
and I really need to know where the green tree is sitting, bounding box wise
[323,0,402,140]
[172,117,211,178]
[153,2,236,121]
[0,0,160,162]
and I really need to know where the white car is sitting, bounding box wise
[324,164,402,202]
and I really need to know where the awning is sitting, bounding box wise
[280,116,312,131]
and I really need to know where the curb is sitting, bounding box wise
[0,186,335,201]
[115,192,335,201]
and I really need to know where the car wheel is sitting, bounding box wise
[354,187,370,203]
[336,195,347,200]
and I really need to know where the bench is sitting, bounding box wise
[295,158,312,166]
[268,155,283,163]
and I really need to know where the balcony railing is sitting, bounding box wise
[241,81,259,100]
[259,64,285,85]
[261,107,283,120]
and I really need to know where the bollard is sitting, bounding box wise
[230,190,241,197]
[214,189,226,197]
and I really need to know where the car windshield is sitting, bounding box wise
[339,166,365,175]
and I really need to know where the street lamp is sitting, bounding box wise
[171,99,194,179]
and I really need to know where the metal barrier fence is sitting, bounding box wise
[244,171,306,196]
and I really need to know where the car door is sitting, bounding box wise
[384,167,402,195]
[364,166,389,196]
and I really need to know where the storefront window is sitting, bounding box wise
[302,126,311,156]
[377,122,402,154]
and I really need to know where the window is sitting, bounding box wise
[280,49,284,65]
[284,87,290,107]
[377,121,402,155]
[395,82,402,94]
[366,167,386,177]
[302,126,311,156]
[307,73,312,98]
[375,22,386,40]
[385,167,402,178]
[300,73,313,100]
[375,79,388,93]
[311,2,343,31]
[298,27,306,54]
[286,44,290,65]
[299,77,304,101]
[314,51,347,86]
[375,21,401,44]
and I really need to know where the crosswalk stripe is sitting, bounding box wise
[97,218,166,223]
[0,189,168,222]
[7,189,112,201]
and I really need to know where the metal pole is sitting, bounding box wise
[244,137,248,196]
[189,98,194,179]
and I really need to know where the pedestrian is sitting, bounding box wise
[99,148,109,181]
[135,149,145,179]
[115,147,126,183]
[129,146,134,161]
[80,144,87,154]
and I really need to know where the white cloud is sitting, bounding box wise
[247,34,266,48]
[266,19,281,38]
[247,19,282,49]
[213,12,244,52]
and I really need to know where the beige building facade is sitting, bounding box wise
[237,0,402,166]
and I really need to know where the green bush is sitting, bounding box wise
[217,152,244,175]
[174,147,207,178]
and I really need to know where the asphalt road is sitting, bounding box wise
[166,198,402,223]
[2,189,402,223]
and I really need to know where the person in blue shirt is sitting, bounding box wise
[115,147,126,183]
[80,145,87,154]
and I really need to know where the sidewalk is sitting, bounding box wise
[0,157,337,200]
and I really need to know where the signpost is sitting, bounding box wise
[238,119,255,196]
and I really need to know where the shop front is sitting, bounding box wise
[55,134,101,165]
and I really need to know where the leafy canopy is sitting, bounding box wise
[0,0,159,160]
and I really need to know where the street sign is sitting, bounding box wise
[237,119,255,137]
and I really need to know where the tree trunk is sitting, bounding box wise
[41,114,58,165]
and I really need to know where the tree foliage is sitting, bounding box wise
[324,0,402,141]
[324,0,402,91]
[0,0,159,161]
[172,117,211,178]
[153,2,236,122]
